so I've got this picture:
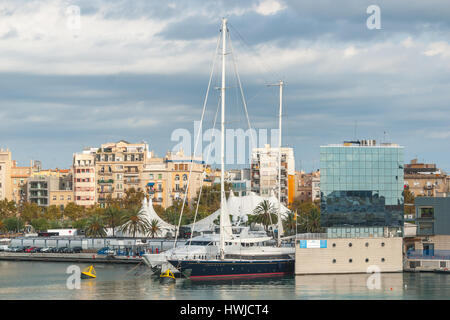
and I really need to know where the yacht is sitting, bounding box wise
[167,18,295,280]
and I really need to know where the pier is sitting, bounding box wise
[0,252,142,264]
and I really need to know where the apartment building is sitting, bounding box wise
[250,144,295,205]
[295,170,320,203]
[225,169,251,196]
[142,149,205,208]
[0,149,12,201]
[73,149,96,206]
[93,140,150,206]
[404,159,449,197]
[10,160,34,204]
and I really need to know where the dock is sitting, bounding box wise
[0,252,142,264]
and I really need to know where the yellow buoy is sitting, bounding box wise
[81,265,96,279]
[160,269,176,283]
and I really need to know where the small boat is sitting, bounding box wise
[434,268,450,274]
[159,269,176,283]
[81,265,96,279]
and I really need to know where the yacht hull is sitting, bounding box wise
[168,258,294,280]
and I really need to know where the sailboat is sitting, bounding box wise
[167,18,295,280]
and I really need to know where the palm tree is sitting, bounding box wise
[252,200,278,234]
[283,211,298,236]
[149,219,161,238]
[103,206,124,237]
[119,206,150,238]
[298,207,322,233]
[85,214,107,238]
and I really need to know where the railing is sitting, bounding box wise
[407,250,450,260]
[98,179,114,184]
[296,233,328,240]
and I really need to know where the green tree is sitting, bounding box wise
[297,206,322,233]
[0,220,7,233]
[3,217,24,232]
[193,183,232,214]
[103,206,124,237]
[0,199,17,219]
[404,187,415,215]
[63,202,85,221]
[73,219,88,231]
[19,202,42,223]
[85,215,107,238]
[48,220,62,229]
[30,218,49,232]
[149,219,161,238]
[119,206,150,238]
[283,211,298,236]
[251,200,278,233]
[45,205,62,220]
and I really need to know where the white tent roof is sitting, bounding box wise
[186,191,290,233]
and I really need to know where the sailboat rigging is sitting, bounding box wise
[166,18,295,280]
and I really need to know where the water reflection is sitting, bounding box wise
[2,261,450,299]
[295,273,404,299]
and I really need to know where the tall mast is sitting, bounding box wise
[219,18,227,260]
[277,80,283,247]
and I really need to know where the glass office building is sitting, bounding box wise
[320,141,404,231]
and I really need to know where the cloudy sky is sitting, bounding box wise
[1,0,450,172]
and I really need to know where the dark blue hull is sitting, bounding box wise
[167,258,294,280]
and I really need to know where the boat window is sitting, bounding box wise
[185,241,212,246]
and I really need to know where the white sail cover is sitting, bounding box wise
[111,197,177,238]
[141,197,177,236]
[185,191,290,234]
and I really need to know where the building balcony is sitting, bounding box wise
[98,179,114,184]
[125,179,140,184]
[98,189,114,194]
[98,171,113,176]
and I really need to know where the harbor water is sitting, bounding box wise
[0,261,449,299]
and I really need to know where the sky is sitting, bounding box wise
[0,0,449,172]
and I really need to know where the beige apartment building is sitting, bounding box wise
[294,170,320,203]
[73,149,97,207]
[93,140,150,206]
[49,190,74,210]
[251,144,295,205]
[142,149,205,209]
[404,159,449,197]
[0,149,12,201]
[10,160,34,204]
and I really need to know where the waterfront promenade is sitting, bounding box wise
[0,252,142,264]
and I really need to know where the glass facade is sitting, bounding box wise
[320,145,404,228]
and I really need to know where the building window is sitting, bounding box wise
[332,243,336,247]
[348,243,352,247]
[332,259,336,264]
[365,258,369,263]
[183,174,187,181]
[420,207,434,219]
[365,242,369,247]
[381,258,385,262]
[175,174,180,181]
[381,242,385,247]
[349,259,353,263]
